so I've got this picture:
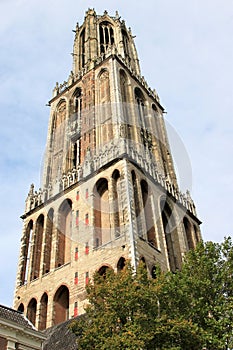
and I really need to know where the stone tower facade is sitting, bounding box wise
[14,9,201,330]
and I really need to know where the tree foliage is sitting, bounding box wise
[70,237,233,349]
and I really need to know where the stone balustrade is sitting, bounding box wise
[25,138,196,217]
[52,49,160,105]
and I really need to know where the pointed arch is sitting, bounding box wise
[20,220,33,284]
[38,293,48,331]
[140,180,157,248]
[193,225,200,243]
[183,217,194,250]
[50,99,67,183]
[30,214,44,281]
[117,257,126,272]
[53,285,69,325]
[17,303,24,313]
[79,28,85,69]
[99,21,115,55]
[56,199,72,267]
[112,169,120,237]
[120,69,131,139]
[97,69,112,145]
[122,29,131,61]
[43,208,53,275]
[160,200,181,272]
[98,265,112,277]
[139,256,147,269]
[94,178,110,247]
[131,170,141,236]
[151,265,157,279]
[27,298,37,326]
[68,88,82,169]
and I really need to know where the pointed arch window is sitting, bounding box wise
[183,217,194,249]
[30,214,44,281]
[160,201,181,272]
[56,199,72,267]
[94,178,111,247]
[135,87,145,125]
[140,180,157,248]
[43,209,53,275]
[79,29,85,69]
[53,285,69,325]
[27,298,37,326]
[20,220,33,285]
[99,22,114,55]
[122,29,130,61]
[39,293,48,331]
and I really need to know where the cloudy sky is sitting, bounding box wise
[0,0,232,307]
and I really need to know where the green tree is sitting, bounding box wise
[70,237,233,350]
[159,237,233,349]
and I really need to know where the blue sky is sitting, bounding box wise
[0,0,232,307]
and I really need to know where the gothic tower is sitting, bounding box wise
[14,9,201,330]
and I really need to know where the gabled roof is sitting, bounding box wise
[43,318,78,350]
[0,304,34,329]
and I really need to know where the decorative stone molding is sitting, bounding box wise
[25,137,197,218]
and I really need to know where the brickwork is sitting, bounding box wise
[14,9,201,330]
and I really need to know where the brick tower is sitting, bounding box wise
[14,9,201,330]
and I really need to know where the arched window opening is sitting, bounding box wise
[27,298,37,326]
[135,87,145,124]
[55,100,67,129]
[151,265,157,279]
[51,100,67,182]
[94,178,111,247]
[152,104,168,175]
[53,285,69,325]
[131,171,139,218]
[131,171,141,236]
[112,170,121,238]
[141,180,157,248]
[122,30,130,60]
[43,209,53,275]
[120,70,131,139]
[17,303,24,313]
[117,257,126,272]
[120,70,128,103]
[38,293,48,331]
[194,225,199,243]
[73,143,77,168]
[56,199,72,267]
[135,88,147,146]
[152,104,158,114]
[21,220,33,285]
[97,265,113,280]
[139,257,147,269]
[79,29,85,69]
[98,265,111,278]
[30,215,44,281]
[183,217,194,250]
[70,88,82,119]
[161,201,181,272]
[68,89,82,170]
[98,69,111,136]
[98,70,112,144]
[99,22,114,55]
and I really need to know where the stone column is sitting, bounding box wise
[6,339,16,350]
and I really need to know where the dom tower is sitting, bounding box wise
[14,9,201,330]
